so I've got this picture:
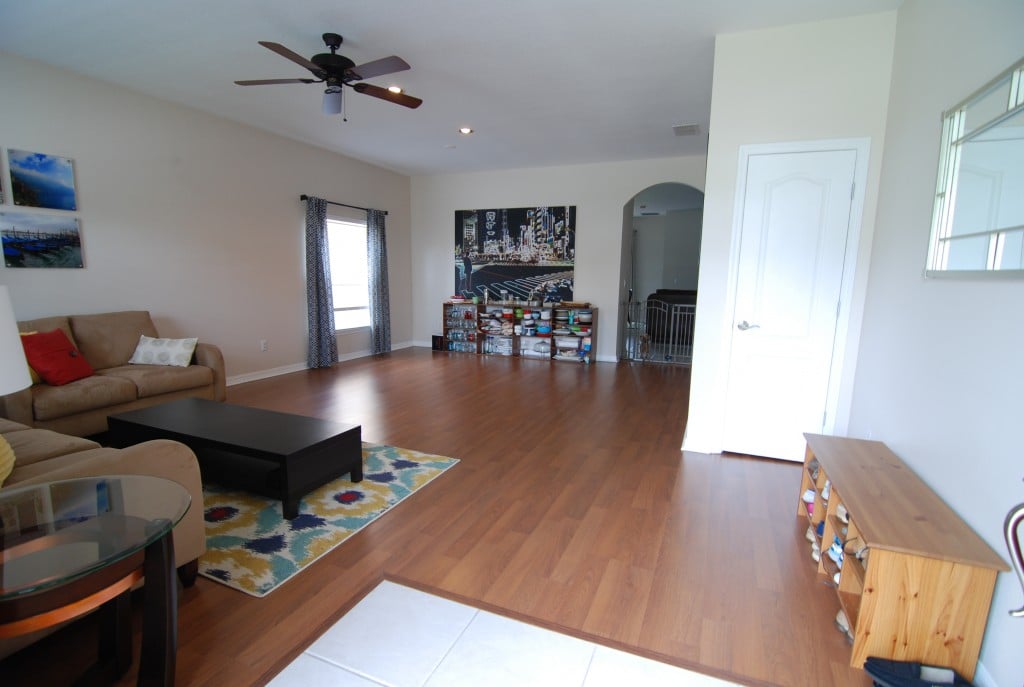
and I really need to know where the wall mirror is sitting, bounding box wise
[926,56,1024,276]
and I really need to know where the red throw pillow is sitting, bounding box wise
[20,329,94,386]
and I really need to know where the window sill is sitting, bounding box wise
[335,325,371,333]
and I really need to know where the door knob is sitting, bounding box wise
[737,320,760,331]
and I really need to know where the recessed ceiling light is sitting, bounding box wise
[388,86,403,94]
[459,127,473,135]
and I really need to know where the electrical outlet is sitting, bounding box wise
[259,339,268,352]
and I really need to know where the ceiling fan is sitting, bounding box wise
[235,32,422,115]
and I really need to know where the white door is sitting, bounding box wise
[722,147,859,461]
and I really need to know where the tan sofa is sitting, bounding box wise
[0,310,226,437]
[0,417,206,658]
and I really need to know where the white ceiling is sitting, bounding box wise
[0,0,903,176]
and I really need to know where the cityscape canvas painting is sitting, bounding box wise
[455,206,576,303]
[8,149,78,211]
[1,212,83,268]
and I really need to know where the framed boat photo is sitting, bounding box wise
[1,211,84,268]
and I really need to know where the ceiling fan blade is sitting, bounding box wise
[235,78,318,86]
[352,82,423,109]
[346,56,411,81]
[258,41,322,74]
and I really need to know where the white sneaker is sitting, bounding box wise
[835,609,854,643]
[821,480,831,500]
[802,489,816,504]
[836,503,849,524]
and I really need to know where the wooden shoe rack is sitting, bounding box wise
[798,434,1008,680]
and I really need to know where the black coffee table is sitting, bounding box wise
[108,398,362,519]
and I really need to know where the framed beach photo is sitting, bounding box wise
[1,211,84,268]
[7,148,78,211]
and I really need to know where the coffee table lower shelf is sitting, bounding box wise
[108,399,363,519]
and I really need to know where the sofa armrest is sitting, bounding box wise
[13,440,207,567]
[194,343,226,401]
[0,386,34,426]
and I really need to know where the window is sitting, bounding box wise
[327,218,370,330]
[927,56,1024,275]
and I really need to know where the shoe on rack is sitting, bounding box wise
[816,521,825,537]
[834,609,853,643]
[821,480,831,501]
[802,488,816,504]
[805,525,815,542]
[863,656,974,686]
[844,537,868,561]
[836,503,849,524]
[826,536,844,569]
[811,541,821,562]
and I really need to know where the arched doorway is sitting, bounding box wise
[617,183,704,364]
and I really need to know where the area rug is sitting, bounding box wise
[198,443,459,597]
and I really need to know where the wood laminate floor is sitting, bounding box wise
[0,348,870,686]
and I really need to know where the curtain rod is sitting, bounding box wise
[300,194,388,216]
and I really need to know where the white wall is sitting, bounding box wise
[410,157,707,360]
[633,209,702,299]
[847,2,1024,684]
[0,53,412,381]
[683,12,897,453]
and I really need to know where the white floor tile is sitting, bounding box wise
[271,581,745,687]
[266,653,383,686]
[423,610,595,687]
[584,645,741,687]
[305,580,477,687]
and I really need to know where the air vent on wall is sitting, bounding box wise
[672,123,701,137]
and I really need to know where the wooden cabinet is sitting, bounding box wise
[799,434,1008,680]
[441,302,596,363]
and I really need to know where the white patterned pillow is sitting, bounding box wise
[128,335,198,367]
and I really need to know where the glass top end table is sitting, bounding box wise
[0,474,191,687]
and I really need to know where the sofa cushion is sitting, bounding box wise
[21,329,95,386]
[100,364,214,399]
[129,335,198,367]
[0,418,31,433]
[70,311,158,370]
[4,446,117,486]
[31,375,137,421]
[18,315,76,346]
[2,428,100,468]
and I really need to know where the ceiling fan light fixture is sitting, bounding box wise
[387,85,403,94]
[459,127,473,135]
[323,86,343,115]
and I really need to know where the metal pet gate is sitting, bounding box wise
[622,300,695,365]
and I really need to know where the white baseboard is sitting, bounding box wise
[225,340,418,386]
[973,661,997,687]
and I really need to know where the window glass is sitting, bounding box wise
[327,218,370,329]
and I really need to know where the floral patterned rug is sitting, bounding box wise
[198,443,459,597]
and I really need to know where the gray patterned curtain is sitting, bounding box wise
[304,196,338,368]
[367,209,391,354]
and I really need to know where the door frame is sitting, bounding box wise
[722,138,871,444]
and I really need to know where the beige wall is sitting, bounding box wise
[410,156,708,360]
[847,2,1024,684]
[683,12,897,453]
[0,53,412,382]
